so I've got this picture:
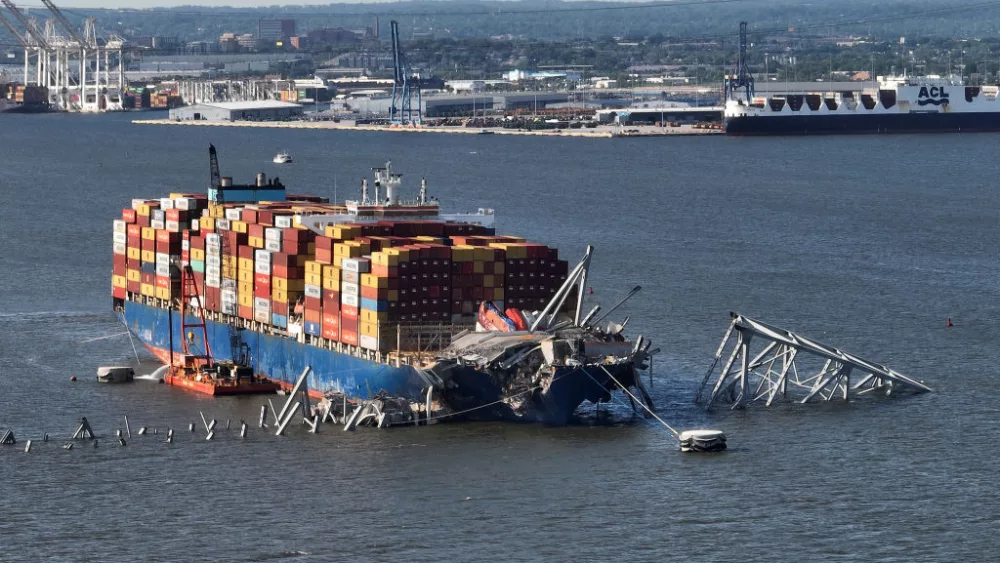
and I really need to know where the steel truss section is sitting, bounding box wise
[696,313,932,410]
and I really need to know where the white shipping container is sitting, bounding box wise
[264,227,282,242]
[206,277,221,289]
[225,208,242,221]
[150,219,165,230]
[216,218,231,231]
[112,242,127,255]
[341,281,359,295]
[255,260,271,275]
[275,216,293,228]
[342,293,359,308]
[205,233,221,246]
[181,239,190,251]
[152,209,166,222]
[254,297,271,311]
[192,218,200,231]
[174,197,194,211]
[112,232,127,244]
[159,197,175,210]
[206,255,221,267]
[221,289,237,302]
[359,334,380,351]
[205,264,221,278]
[155,252,171,266]
[341,258,370,274]
[113,220,126,233]
[264,239,282,253]
[155,263,171,277]
[131,199,146,210]
[342,270,360,284]
[253,309,270,323]
[222,279,237,291]
[165,220,182,233]
[304,284,322,298]
[254,249,271,263]
[221,301,238,315]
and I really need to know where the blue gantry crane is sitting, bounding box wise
[389,20,422,125]
[725,21,755,104]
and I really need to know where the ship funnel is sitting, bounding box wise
[256,172,267,187]
[386,174,400,205]
[220,177,233,187]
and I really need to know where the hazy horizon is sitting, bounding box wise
[31,0,642,10]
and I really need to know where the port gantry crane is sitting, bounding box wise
[388,20,422,125]
[725,21,755,104]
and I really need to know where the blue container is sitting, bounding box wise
[304,321,321,336]
[140,262,156,274]
[271,313,288,328]
[191,260,205,273]
[360,298,388,312]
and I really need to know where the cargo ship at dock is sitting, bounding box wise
[725,74,1000,135]
[111,149,655,424]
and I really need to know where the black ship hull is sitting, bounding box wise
[726,111,1000,135]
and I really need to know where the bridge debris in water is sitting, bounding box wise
[696,313,932,410]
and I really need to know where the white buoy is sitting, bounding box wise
[679,430,727,452]
[24,440,31,453]
[206,431,214,441]
[138,427,147,435]
[240,422,248,438]
[188,423,195,432]
[166,429,174,443]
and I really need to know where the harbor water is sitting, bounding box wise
[1,111,998,561]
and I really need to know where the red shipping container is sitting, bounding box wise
[304,296,322,310]
[272,265,303,279]
[283,228,315,243]
[341,328,359,346]
[112,286,127,299]
[238,304,254,320]
[315,247,333,264]
[315,236,334,251]
[181,249,190,263]
[122,208,137,223]
[304,308,321,324]
[238,245,254,260]
[254,272,271,287]
[126,224,141,237]
[248,223,265,238]
[271,300,289,317]
[257,210,274,226]
[141,272,154,285]
[322,290,340,310]
[156,240,182,254]
[190,235,205,251]
[155,275,171,290]
[127,280,141,293]
[136,215,150,228]
[342,304,358,319]
[282,239,310,256]
[242,209,259,224]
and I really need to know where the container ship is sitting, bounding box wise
[111,147,655,424]
[724,74,1000,135]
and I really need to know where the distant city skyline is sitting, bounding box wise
[41,0,620,9]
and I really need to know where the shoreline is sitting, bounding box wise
[131,118,724,138]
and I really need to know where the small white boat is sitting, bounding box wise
[97,366,135,383]
[273,151,293,164]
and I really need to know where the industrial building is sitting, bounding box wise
[258,19,296,41]
[169,100,303,122]
[348,92,572,118]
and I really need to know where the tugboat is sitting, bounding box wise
[273,151,293,164]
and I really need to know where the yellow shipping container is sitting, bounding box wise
[155,287,171,300]
[222,265,237,279]
[371,252,399,267]
[223,255,237,269]
[493,288,505,300]
[305,260,323,275]
[112,275,127,288]
[127,247,141,261]
[322,265,340,282]
[238,281,253,296]
[322,277,339,291]
[272,277,305,292]
[141,250,156,263]
[238,269,254,283]
[238,257,253,272]
[201,216,215,231]
[387,289,398,302]
[483,274,495,288]
[249,236,264,249]
[191,248,205,262]
[126,269,141,282]
[361,310,389,324]
[271,288,288,303]
[386,247,410,261]
[288,279,305,292]
[473,261,485,274]
[494,261,505,275]
[231,220,248,234]
[136,203,152,217]
[490,242,527,259]
[141,227,156,241]
[360,320,379,337]
[140,283,155,297]
[473,247,494,262]
[239,292,253,308]
[361,273,389,289]
[208,203,225,218]
[272,277,289,291]
[305,272,322,287]
[334,242,364,258]
[451,245,474,262]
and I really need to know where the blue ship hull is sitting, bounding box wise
[120,299,627,424]
[121,299,427,399]
[726,111,1000,135]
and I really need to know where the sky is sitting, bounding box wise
[21,0,631,10]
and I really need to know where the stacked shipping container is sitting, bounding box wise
[115,197,569,354]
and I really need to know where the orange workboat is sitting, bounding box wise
[166,354,279,396]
